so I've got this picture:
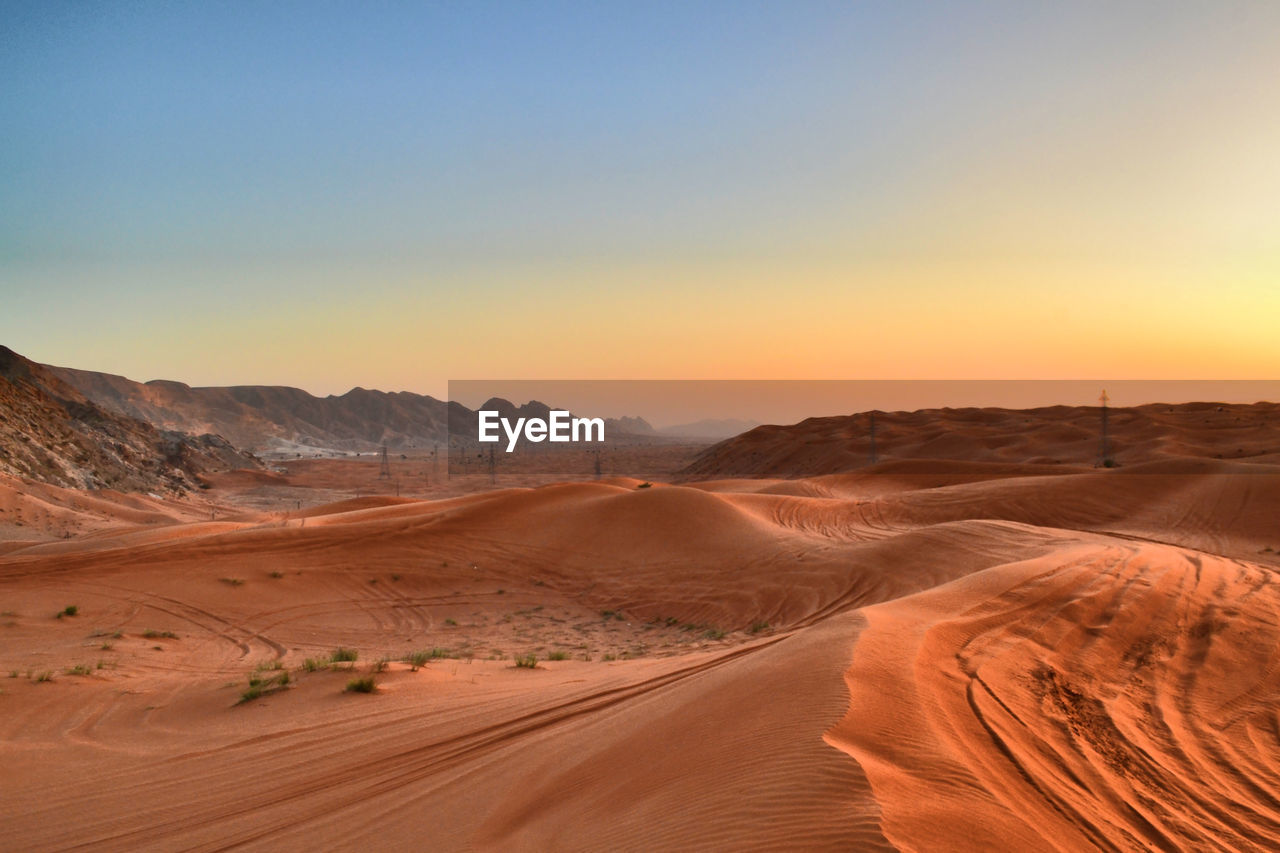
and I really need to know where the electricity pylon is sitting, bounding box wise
[1099,390,1112,467]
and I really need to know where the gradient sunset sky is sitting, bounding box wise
[3,2,1278,397]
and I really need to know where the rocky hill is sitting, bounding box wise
[0,347,257,492]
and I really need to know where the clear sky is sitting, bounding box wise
[2,1,1277,397]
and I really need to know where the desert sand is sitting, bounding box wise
[2,409,1280,850]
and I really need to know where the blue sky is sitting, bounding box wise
[3,2,1278,393]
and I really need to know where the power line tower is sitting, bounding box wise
[1099,389,1112,467]
[378,445,391,479]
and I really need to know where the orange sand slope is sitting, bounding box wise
[2,462,1279,850]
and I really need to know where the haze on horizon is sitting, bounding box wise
[3,1,1278,397]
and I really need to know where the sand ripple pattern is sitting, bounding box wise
[829,543,1280,852]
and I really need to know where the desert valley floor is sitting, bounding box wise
[3,439,1280,850]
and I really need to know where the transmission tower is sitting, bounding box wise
[1099,389,1112,467]
[378,445,391,479]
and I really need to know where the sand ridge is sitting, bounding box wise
[2,453,1279,849]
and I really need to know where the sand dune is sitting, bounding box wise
[3,436,1279,848]
[829,541,1280,851]
[685,402,1280,479]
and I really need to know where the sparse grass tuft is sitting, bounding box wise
[444,618,457,626]
[748,621,770,634]
[301,657,327,672]
[57,604,78,619]
[268,571,285,579]
[404,648,452,670]
[703,628,726,640]
[100,642,114,651]
[33,671,54,682]
[66,663,93,676]
[547,651,569,661]
[239,668,289,704]
[142,629,178,640]
[345,676,377,693]
[219,577,245,587]
[372,657,389,674]
[331,647,358,663]
[602,654,616,662]
[514,654,538,669]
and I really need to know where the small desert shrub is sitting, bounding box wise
[345,676,377,693]
[331,647,358,663]
[404,648,452,670]
[703,628,726,640]
[254,660,283,672]
[268,571,285,579]
[390,574,401,582]
[220,577,245,587]
[100,642,114,651]
[66,663,93,676]
[142,629,178,640]
[637,482,652,489]
[547,651,569,661]
[514,654,538,669]
[301,657,327,672]
[239,668,289,703]
[372,657,389,674]
[748,621,770,634]
[33,671,54,682]
[58,605,78,618]
[444,618,457,626]
[602,654,616,662]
